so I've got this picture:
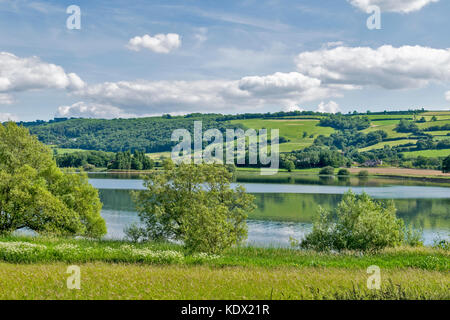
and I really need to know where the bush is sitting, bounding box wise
[442,155,450,173]
[358,170,369,177]
[301,191,407,252]
[319,166,335,175]
[337,169,350,176]
[132,162,256,254]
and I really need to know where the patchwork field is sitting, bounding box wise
[230,119,335,152]
[49,111,450,162]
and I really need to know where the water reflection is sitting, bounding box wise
[98,188,450,246]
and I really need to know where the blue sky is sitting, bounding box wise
[0,0,449,121]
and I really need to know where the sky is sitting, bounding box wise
[0,0,449,121]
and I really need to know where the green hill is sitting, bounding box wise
[9,110,450,170]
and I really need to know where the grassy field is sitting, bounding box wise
[0,237,448,299]
[230,119,335,152]
[402,149,450,158]
[359,139,417,152]
[51,147,89,154]
[1,262,448,300]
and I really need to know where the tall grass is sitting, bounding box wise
[0,263,448,300]
[0,236,448,271]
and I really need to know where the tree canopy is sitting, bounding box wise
[0,122,106,237]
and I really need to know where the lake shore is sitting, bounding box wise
[88,166,450,183]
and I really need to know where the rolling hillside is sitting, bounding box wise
[8,110,450,165]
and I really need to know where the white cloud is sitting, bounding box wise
[348,0,440,13]
[0,113,18,122]
[0,52,85,93]
[238,72,321,95]
[285,105,304,112]
[317,101,340,114]
[126,33,181,53]
[56,102,136,119]
[65,71,337,118]
[296,45,450,90]
[446,91,450,102]
[194,28,208,44]
[0,93,14,105]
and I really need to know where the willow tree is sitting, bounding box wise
[132,161,255,254]
[0,122,106,237]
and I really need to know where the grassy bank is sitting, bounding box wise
[0,236,448,270]
[0,237,448,300]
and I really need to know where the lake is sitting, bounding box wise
[88,173,450,247]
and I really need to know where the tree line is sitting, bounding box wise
[55,150,155,170]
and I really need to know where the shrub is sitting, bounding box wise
[319,166,335,175]
[337,169,350,176]
[358,170,369,177]
[301,191,406,252]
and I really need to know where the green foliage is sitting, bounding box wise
[417,117,426,123]
[108,150,154,170]
[319,114,370,130]
[403,226,423,247]
[283,146,349,169]
[358,170,369,177]
[132,163,256,254]
[24,115,238,153]
[396,119,420,134]
[337,168,350,176]
[424,123,450,131]
[315,130,387,150]
[436,139,450,150]
[413,156,441,169]
[319,166,335,175]
[433,239,449,250]
[415,138,436,150]
[442,155,450,173]
[0,122,106,237]
[301,191,406,252]
[55,150,114,168]
[284,160,295,172]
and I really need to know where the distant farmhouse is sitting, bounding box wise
[362,159,383,167]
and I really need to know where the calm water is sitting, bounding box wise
[89,174,450,247]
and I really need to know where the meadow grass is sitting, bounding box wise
[402,149,450,158]
[0,236,448,271]
[0,237,448,299]
[0,262,448,300]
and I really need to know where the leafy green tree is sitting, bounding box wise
[0,122,106,237]
[285,160,295,172]
[443,155,450,173]
[132,162,256,253]
[301,191,407,252]
[319,166,335,175]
